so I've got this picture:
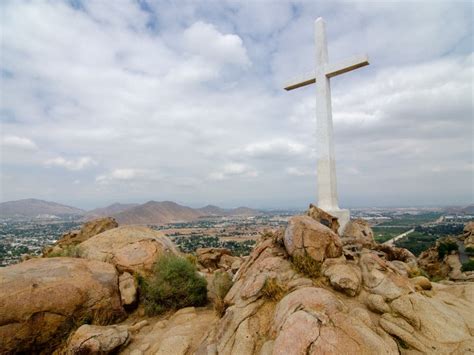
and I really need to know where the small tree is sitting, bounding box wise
[437,241,458,260]
[140,253,208,315]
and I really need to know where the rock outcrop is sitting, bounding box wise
[43,217,118,256]
[342,218,375,247]
[0,257,124,353]
[196,248,242,273]
[306,203,339,233]
[79,225,179,275]
[416,237,474,281]
[120,307,218,355]
[462,221,474,248]
[199,214,474,354]
[67,324,130,354]
[284,215,342,262]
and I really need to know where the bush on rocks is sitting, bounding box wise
[139,254,208,315]
[461,260,474,272]
[437,241,458,260]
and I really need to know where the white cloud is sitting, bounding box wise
[238,139,308,159]
[45,156,97,171]
[96,168,149,184]
[183,21,250,67]
[110,168,139,180]
[286,167,314,177]
[209,163,258,181]
[1,135,38,150]
[0,0,472,208]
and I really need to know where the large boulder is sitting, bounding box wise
[271,288,399,355]
[284,215,343,263]
[342,219,375,247]
[0,257,124,353]
[322,259,362,296]
[67,324,130,354]
[306,204,340,234]
[462,221,474,248]
[196,248,240,271]
[199,223,474,355]
[43,217,118,256]
[79,226,179,274]
[418,244,450,279]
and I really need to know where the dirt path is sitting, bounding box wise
[382,228,415,246]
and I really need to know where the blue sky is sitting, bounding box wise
[0,0,472,210]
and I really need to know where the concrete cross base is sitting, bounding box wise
[325,208,350,235]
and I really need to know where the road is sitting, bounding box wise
[383,228,415,246]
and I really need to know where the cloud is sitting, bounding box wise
[183,21,250,67]
[45,156,97,171]
[286,167,315,177]
[209,163,258,181]
[237,139,308,159]
[1,135,38,150]
[96,168,155,185]
[0,0,472,209]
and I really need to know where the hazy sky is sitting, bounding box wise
[1,0,472,210]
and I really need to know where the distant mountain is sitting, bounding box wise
[0,198,84,218]
[229,206,262,216]
[86,203,139,218]
[461,205,474,214]
[113,201,203,225]
[197,205,262,217]
[197,204,227,216]
[444,204,474,215]
[113,201,261,225]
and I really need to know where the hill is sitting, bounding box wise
[113,201,261,225]
[86,203,139,218]
[197,205,262,217]
[113,201,203,225]
[0,198,84,218]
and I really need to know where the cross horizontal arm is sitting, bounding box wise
[284,75,316,91]
[324,54,369,78]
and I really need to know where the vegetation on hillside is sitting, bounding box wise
[138,254,208,315]
[394,223,463,256]
[437,241,459,260]
[461,260,474,272]
[171,235,256,256]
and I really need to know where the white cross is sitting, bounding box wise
[285,17,369,232]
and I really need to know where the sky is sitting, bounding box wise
[0,0,473,210]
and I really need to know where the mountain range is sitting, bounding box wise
[0,199,261,224]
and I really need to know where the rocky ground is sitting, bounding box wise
[0,207,473,354]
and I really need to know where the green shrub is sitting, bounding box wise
[461,260,474,272]
[212,271,233,316]
[465,247,474,256]
[291,254,321,279]
[140,254,208,315]
[261,277,286,302]
[437,241,458,260]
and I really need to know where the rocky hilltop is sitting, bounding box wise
[0,207,473,354]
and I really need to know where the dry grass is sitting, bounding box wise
[47,245,83,258]
[212,271,233,316]
[184,253,198,266]
[261,277,286,302]
[291,254,321,279]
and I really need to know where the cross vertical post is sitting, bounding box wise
[284,17,369,233]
